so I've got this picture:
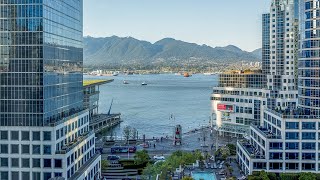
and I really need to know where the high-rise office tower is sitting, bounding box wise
[237,0,320,175]
[266,0,298,109]
[262,13,271,75]
[298,0,320,115]
[0,1,101,179]
[211,0,298,138]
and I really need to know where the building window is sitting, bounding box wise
[269,152,283,160]
[286,163,299,170]
[269,162,282,170]
[22,172,30,180]
[44,173,51,180]
[43,145,51,155]
[32,131,40,141]
[32,172,41,180]
[54,173,62,177]
[11,131,19,140]
[285,153,299,160]
[22,158,30,168]
[0,144,8,154]
[302,132,316,140]
[11,158,19,167]
[43,159,51,168]
[32,159,41,168]
[0,172,8,180]
[11,172,19,180]
[302,142,316,150]
[11,144,19,154]
[285,122,299,129]
[43,131,51,141]
[302,122,316,129]
[32,145,41,154]
[302,153,316,160]
[22,145,30,154]
[285,132,299,140]
[0,131,8,140]
[1,158,8,167]
[285,142,299,150]
[21,131,30,141]
[55,159,62,168]
[269,142,282,150]
[302,163,315,170]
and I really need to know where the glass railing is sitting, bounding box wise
[55,131,94,154]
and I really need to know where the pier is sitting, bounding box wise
[83,79,122,133]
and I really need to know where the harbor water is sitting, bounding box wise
[84,74,218,137]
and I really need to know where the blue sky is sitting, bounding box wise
[83,0,271,51]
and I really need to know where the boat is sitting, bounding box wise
[183,72,190,77]
[123,80,129,84]
[141,82,147,86]
[112,72,119,76]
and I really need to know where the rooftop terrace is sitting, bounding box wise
[83,79,114,87]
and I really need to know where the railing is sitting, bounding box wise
[56,131,94,154]
[251,125,281,139]
[265,109,320,119]
[238,141,265,159]
[48,109,88,127]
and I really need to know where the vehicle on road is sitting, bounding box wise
[153,155,165,160]
[107,155,120,161]
[111,146,137,154]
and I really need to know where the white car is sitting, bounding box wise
[153,155,165,160]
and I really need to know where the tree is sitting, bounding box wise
[101,160,109,170]
[299,172,316,180]
[182,177,194,180]
[123,126,131,141]
[260,171,270,180]
[134,150,150,165]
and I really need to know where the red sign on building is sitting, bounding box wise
[217,104,233,111]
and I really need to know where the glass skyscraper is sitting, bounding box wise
[298,0,320,115]
[0,0,84,126]
[0,1,101,179]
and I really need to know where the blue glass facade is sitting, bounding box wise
[299,0,320,114]
[0,0,84,126]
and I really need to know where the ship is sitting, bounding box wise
[183,72,190,77]
[141,82,147,86]
[123,80,129,84]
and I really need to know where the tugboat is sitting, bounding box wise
[141,82,147,86]
[183,72,190,77]
[123,80,129,84]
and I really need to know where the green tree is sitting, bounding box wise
[267,172,277,180]
[134,150,150,165]
[260,171,270,180]
[101,160,109,170]
[299,172,316,180]
[182,177,194,180]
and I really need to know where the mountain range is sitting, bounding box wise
[84,36,261,68]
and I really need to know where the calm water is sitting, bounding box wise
[84,74,217,137]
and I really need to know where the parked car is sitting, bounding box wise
[107,155,120,161]
[153,155,165,160]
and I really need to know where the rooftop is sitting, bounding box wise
[83,79,114,87]
[223,69,262,75]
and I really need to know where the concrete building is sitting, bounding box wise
[0,1,101,179]
[211,0,298,138]
[236,0,320,175]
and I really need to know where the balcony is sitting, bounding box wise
[69,153,101,180]
[238,140,265,159]
[265,108,320,120]
[251,125,281,139]
[56,131,94,154]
